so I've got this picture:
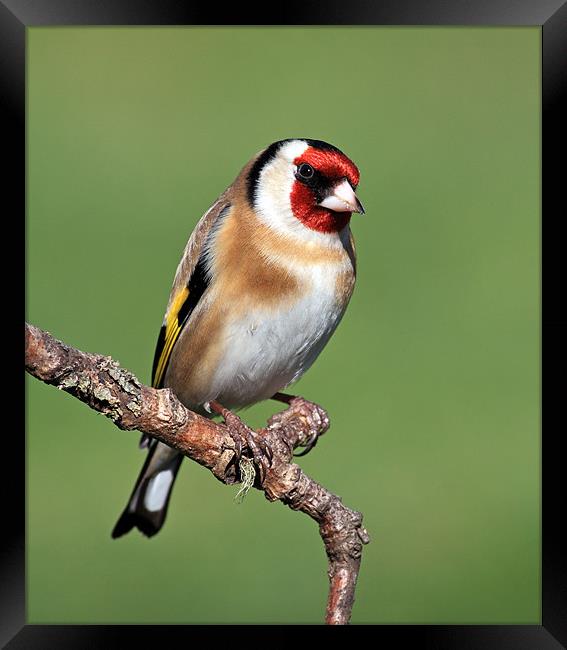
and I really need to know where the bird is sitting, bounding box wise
[111,138,364,539]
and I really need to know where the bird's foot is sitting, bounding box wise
[209,401,273,484]
[271,393,330,456]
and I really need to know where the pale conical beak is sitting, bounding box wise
[318,179,365,214]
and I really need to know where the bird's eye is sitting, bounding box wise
[297,163,314,179]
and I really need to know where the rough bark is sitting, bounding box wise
[25,322,370,625]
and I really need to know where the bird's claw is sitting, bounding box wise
[287,397,330,457]
[220,409,273,484]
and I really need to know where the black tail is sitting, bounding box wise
[112,441,184,539]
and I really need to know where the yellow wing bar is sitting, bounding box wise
[152,286,189,388]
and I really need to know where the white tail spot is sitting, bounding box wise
[144,470,174,512]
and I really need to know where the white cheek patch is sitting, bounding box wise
[255,140,308,236]
[144,469,174,512]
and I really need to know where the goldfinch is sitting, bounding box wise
[112,138,364,539]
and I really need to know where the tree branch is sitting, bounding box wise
[25,322,370,625]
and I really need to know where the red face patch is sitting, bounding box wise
[290,146,360,234]
[296,147,360,189]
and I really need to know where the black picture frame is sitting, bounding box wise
[9,0,565,645]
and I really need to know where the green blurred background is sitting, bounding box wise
[27,27,540,624]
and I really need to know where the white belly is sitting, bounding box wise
[210,265,350,408]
